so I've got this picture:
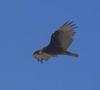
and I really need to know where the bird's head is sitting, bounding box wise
[33,49,44,63]
[33,49,53,63]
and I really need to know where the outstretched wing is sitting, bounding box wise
[48,21,77,51]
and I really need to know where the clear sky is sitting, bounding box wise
[0,0,100,90]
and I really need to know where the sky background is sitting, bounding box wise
[0,0,100,90]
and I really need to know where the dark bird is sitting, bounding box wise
[33,21,79,63]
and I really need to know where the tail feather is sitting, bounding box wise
[64,51,79,57]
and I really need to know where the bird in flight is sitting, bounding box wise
[33,21,79,63]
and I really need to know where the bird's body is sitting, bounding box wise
[33,21,79,63]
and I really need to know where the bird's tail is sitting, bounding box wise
[64,51,79,57]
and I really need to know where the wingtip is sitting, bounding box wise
[64,20,77,27]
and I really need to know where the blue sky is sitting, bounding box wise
[0,0,100,90]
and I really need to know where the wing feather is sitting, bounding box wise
[48,21,77,50]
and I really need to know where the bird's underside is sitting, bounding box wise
[33,21,79,63]
[34,51,79,63]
